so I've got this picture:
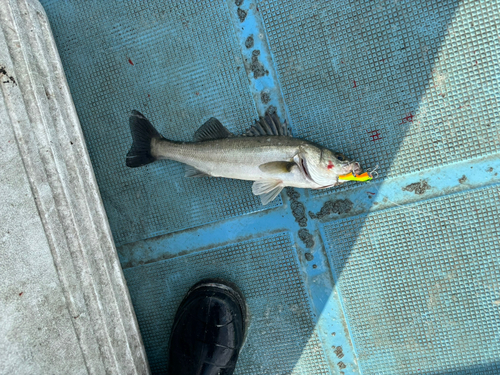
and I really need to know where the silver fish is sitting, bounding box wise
[126,110,363,205]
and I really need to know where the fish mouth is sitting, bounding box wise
[349,162,362,175]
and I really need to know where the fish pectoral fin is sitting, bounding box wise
[252,179,283,205]
[258,161,295,174]
[194,118,234,141]
[184,165,211,178]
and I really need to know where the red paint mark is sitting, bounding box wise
[195,92,199,96]
[147,94,150,98]
[19,292,23,296]
[327,160,334,170]
[256,6,259,11]
[367,129,382,142]
[341,60,344,64]
[400,112,414,125]
[475,60,478,65]
[367,192,376,195]
[381,58,386,62]
[353,80,357,88]
[128,58,134,66]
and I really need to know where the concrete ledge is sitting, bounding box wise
[0,0,149,373]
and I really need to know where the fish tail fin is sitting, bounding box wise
[126,110,164,168]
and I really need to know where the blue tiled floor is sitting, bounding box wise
[40,1,500,374]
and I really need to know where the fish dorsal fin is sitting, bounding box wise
[259,161,295,174]
[194,118,234,141]
[244,113,290,137]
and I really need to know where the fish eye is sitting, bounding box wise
[335,153,346,161]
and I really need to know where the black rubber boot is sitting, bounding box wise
[168,278,247,375]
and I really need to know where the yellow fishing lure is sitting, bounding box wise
[338,172,373,182]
